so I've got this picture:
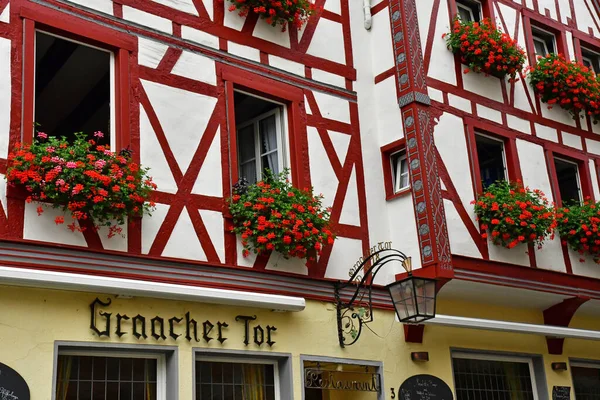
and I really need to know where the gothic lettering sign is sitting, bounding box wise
[552,386,570,400]
[304,368,381,392]
[349,241,393,279]
[90,298,277,347]
[393,374,453,400]
[0,362,29,400]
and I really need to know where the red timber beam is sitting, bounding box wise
[543,296,590,355]
[389,0,452,277]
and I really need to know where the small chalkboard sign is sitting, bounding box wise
[552,386,571,400]
[0,362,29,400]
[399,374,453,400]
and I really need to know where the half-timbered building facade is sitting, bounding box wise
[2,0,600,398]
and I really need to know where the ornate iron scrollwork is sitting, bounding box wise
[334,248,410,348]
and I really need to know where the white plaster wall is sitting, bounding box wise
[122,6,172,34]
[199,209,225,262]
[141,203,170,254]
[191,128,223,198]
[227,42,261,62]
[325,237,364,280]
[0,37,10,160]
[369,8,394,77]
[171,50,217,85]
[141,80,218,174]
[69,0,113,15]
[151,0,199,16]
[269,56,305,76]
[23,203,87,246]
[373,76,404,145]
[576,1,600,38]
[443,199,482,258]
[311,68,346,88]
[252,19,291,48]
[426,0,456,86]
[307,127,338,209]
[311,91,351,123]
[306,19,346,65]
[138,37,169,69]
[434,113,475,219]
[181,26,219,49]
[162,208,208,261]
[569,249,600,279]
[338,166,360,226]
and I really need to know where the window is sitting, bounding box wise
[196,358,278,400]
[55,353,165,400]
[34,31,113,146]
[554,157,581,205]
[572,362,600,400]
[581,47,600,74]
[475,133,506,188]
[453,353,539,400]
[456,0,481,22]
[531,27,556,58]
[235,91,285,185]
[391,150,410,193]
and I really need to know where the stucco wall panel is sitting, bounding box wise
[69,0,114,15]
[171,51,217,85]
[311,91,350,123]
[427,0,457,86]
[306,19,346,65]
[307,127,338,210]
[373,76,404,145]
[141,203,170,254]
[443,199,481,258]
[199,209,225,263]
[122,6,173,34]
[141,80,218,173]
[162,208,208,261]
[569,249,600,279]
[191,128,223,198]
[369,7,394,77]
[23,204,87,246]
[181,26,219,49]
[151,0,199,15]
[463,72,503,103]
[253,19,291,48]
[339,166,360,226]
[576,1,600,38]
[138,37,169,69]
[139,106,178,194]
[325,236,364,280]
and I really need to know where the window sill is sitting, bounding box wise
[386,187,411,201]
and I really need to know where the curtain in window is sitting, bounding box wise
[242,364,265,400]
[56,355,73,400]
[260,116,278,175]
[238,125,257,183]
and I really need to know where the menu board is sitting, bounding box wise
[399,374,453,400]
[552,386,571,400]
[0,362,29,400]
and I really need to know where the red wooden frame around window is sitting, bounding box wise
[221,65,307,189]
[19,4,135,150]
[524,13,569,63]
[381,138,411,200]
[448,0,494,21]
[464,117,522,197]
[545,149,594,207]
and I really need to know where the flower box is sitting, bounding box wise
[6,132,156,237]
[556,199,600,263]
[529,54,600,122]
[472,180,555,249]
[226,0,319,31]
[229,170,335,266]
[444,18,525,80]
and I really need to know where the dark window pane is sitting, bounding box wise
[120,358,133,381]
[133,382,145,400]
[107,357,119,381]
[80,357,93,381]
[476,134,505,188]
[92,381,105,400]
[201,383,212,399]
[79,382,92,400]
[224,385,234,400]
[212,363,223,383]
[554,158,580,205]
[201,363,213,384]
[147,359,157,382]
[34,31,111,144]
[93,357,106,381]
[120,382,132,400]
[107,382,119,399]
[132,358,146,382]
[223,364,234,384]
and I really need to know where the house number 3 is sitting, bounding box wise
[390,388,395,399]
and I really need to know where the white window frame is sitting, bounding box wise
[196,355,281,400]
[453,352,540,400]
[531,27,556,58]
[581,46,600,74]
[475,132,508,183]
[390,149,410,193]
[57,350,167,400]
[235,90,287,183]
[456,0,481,22]
[554,156,582,204]
[34,30,117,150]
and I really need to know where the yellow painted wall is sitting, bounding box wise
[1,285,600,399]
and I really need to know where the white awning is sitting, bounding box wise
[0,266,306,312]
[425,314,600,340]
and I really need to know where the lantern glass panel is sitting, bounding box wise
[388,277,436,323]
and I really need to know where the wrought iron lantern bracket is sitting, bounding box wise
[334,248,436,348]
